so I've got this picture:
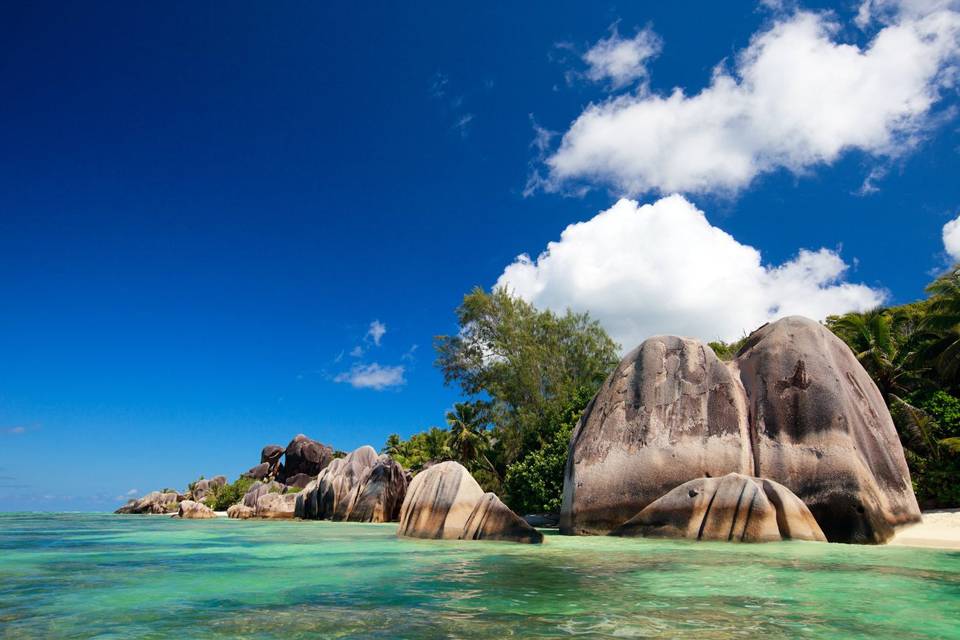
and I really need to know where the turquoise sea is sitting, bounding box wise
[1,513,958,639]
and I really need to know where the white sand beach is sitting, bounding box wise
[890,510,960,550]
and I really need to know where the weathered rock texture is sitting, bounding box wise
[561,316,921,544]
[280,434,333,482]
[227,504,255,519]
[115,491,183,514]
[178,500,216,519]
[283,473,314,490]
[260,444,284,478]
[255,492,297,519]
[397,461,542,543]
[242,481,283,508]
[344,455,408,523]
[611,473,826,542]
[241,462,273,481]
[295,446,406,522]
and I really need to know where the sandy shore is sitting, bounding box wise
[889,509,960,550]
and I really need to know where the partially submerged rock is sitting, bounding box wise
[115,490,183,514]
[398,461,542,543]
[177,500,216,519]
[255,492,297,519]
[561,316,921,544]
[611,473,826,542]
[227,504,255,519]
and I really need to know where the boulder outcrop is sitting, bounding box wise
[283,473,313,490]
[189,476,226,503]
[241,462,273,481]
[115,490,183,514]
[260,444,284,478]
[242,481,283,508]
[397,461,542,543]
[560,316,921,544]
[343,455,408,523]
[611,473,826,542]
[280,434,333,482]
[255,492,297,519]
[227,504,255,519]
[177,500,216,519]
[295,445,396,521]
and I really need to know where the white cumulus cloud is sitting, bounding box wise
[944,213,960,260]
[583,26,662,89]
[543,6,960,196]
[334,363,405,390]
[496,195,885,348]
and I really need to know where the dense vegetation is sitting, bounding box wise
[384,287,618,514]
[386,266,960,515]
[205,476,256,511]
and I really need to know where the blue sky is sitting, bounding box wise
[2,1,959,511]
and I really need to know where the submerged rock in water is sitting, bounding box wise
[343,454,408,523]
[280,434,333,482]
[611,473,826,542]
[255,492,297,519]
[178,500,216,519]
[561,316,921,544]
[227,504,255,519]
[397,461,542,543]
[115,490,183,514]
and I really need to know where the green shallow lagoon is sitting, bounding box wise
[1,513,958,639]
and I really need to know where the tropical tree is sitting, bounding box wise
[924,265,960,390]
[445,401,497,477]
[825,308,926,402]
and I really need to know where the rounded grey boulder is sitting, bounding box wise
[611,473,826,542]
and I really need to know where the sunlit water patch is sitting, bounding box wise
[1,513,958,639]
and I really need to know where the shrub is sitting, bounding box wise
[205,476,256,511]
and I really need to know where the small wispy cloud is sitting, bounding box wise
[334,363,406,390]
[5,426,27,435]
[366,320,387,346]
[349,345,365,358]
[401,344,419,361]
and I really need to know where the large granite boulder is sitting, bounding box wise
[227,504,255,519]
[189,476,226,502]
[242,480,283,508]
[343,454,408,523]
[177,500,216,519]
[115,490,183,514]
[611,473,826,542]
[298,445,380,520]
[241,462,273,481]
[280,434,333,481]
[260,444,284,478]
[397,461,542,543]
[283,473,314,490]
[736,317,921,543]
[560,316,921,544]
[255,492,297,519]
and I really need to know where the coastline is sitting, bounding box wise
[890,509,960,550]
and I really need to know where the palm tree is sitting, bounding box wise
[828,309,924,402]
[445,402,499,479]
[924,265,960,389]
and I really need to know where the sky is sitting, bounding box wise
[2,0,959,511]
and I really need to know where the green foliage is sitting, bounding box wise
[434,287,618,467]
[708,336,747,361]
[205,476,255,511]
[383,427,451,472]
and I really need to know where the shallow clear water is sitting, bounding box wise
[1,513,958,639]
